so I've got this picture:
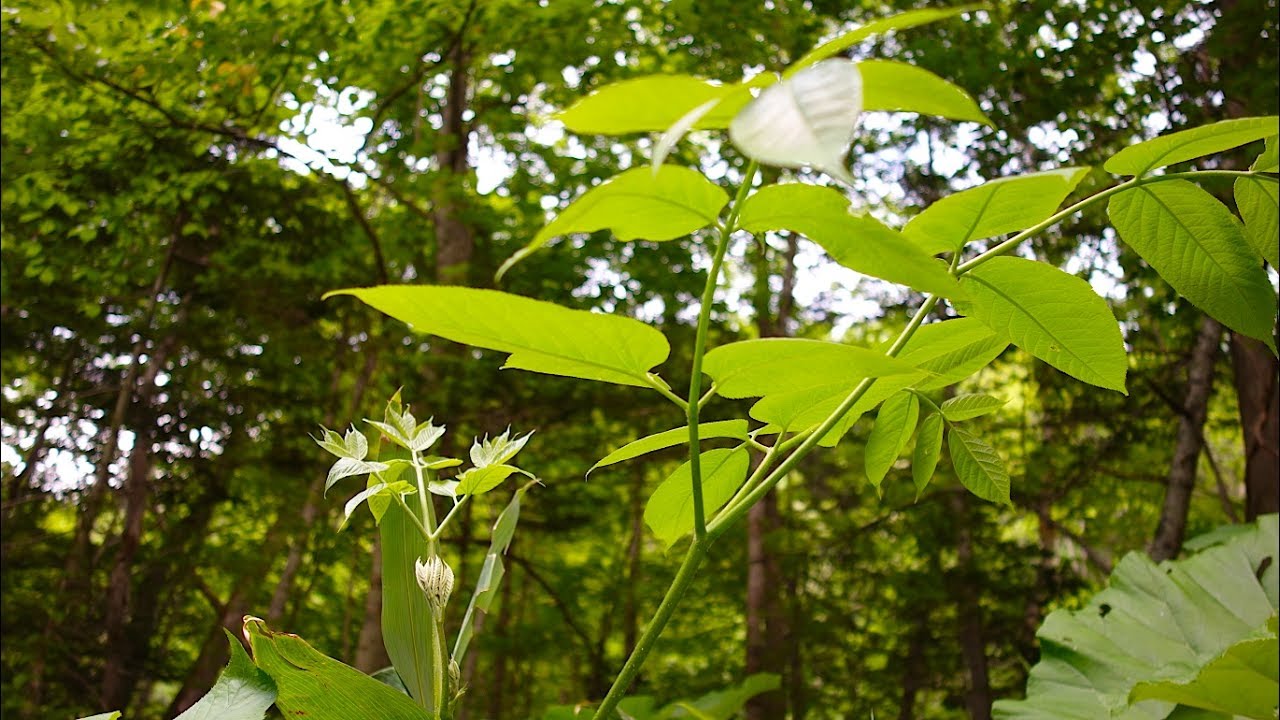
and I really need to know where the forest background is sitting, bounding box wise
[1,1,1277,718]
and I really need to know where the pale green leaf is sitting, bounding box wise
[948,427,1011,505]
[737,183,964,296]
[378,501,439,709]
[174,630,277,720]
[1235,176,1280,268]
[788,5,985,75]
[588,420,751,475]
[77,712,122,720]
[1130,622,1278,718]
[340,483,387,531]
[912,412,944,497]
[859,60,990,125]
[702,338,917,399]
[864,391,920,492]
[558,75,755,135]
[469,429,533,468]
[1108,181,1278,351]
[454,482,531,663]
[652,98,722,170]
[243,618,431,719]
[729,59,862,186]
[904,167,1091,254]
[1104,116,1280,176]
[326,457,390,495]
[940,393,1006,422]
[498,165,728,277]
[327,286,670,387]
[1251,135,1278,172]
[455,464,521,496]
[955,257,1128,393]
[644,448,750,548]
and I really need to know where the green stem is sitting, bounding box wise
[590,541,709,719]
[429,494,471,542]
[644,373,689,411]
[412,451,439,554]
[716,439,781,522]
[685,159,760,542]
[393,493,433,545]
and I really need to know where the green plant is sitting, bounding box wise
[76,6,1279,720]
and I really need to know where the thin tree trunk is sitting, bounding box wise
[1150,315,1222,561]
[353,537,392,672]
[897,621,930,720]
[433,44,473,286]
[1230,332,1279,520]
[949,493,992,720]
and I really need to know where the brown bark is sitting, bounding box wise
[353,537,393,672]
[897,622,930,720]
[1230,333,1280,520]
[949,493,992,720]
[433,43,474,286]
[1150,315,1223,561]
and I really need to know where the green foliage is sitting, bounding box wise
[173,631,277,720]
[864,391,921,492]
[644,448,750,548]
[859,60,990,125]
[1104,117,1280,177]
[588,421,751,475]
[995,514,1279,719]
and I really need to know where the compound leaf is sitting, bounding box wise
[1104,117,1280,176]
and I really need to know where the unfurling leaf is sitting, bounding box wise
[729,59,863,186]
[325,457,390,495]
[469,428,533,468]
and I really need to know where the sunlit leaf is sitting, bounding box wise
[173,630,277,720]
[558,75,756,135]
[948,428,1010,505]
[588,420,750,475]
[940,393,1006,422]
[1104,116,1280,176]
[859,60,990,125]
[702,338,916,399]
[644,448,749,548]
[864,391,920,492]
[912,413,944,497]
[788,5,985,75]
[1235,176,1279,268]
[455,464,523,496]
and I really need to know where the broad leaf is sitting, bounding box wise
[454,482,530,663]
[904,167,1091,254]
[666,673,783,720]
[328,286,671,387]
[497,165,728,278]
[702,338,916,399]
[1252,135,1279,172]
[558,75,755,135]
[905,317,1010,391]
[948,428,1011,505]
[1104,116,1280,176]
[940,393,1006,422]
[789,5,984,75]
[729,59,862,186]
[1108,181,1278,351]
[455,464,521,496]
[644,448,749,548]
[737,183,964,296]
[1235,176,1279,268]
[955,257,1128,393]
[174,630,277,720]
[588,420,751,475]
[243,618,431,719]
[864,391,920,492]
[994,514,1279,719]
[912,412,944,497]
[1130,620,1278,719]
[859,60,990,125]
[378,500,439,709]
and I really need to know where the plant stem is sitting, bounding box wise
[393,492,433,544]
[685,159,760,542]
[591,540,710,719]
[412,451,439,554]
[429,494,471,541]
[644,374,690,411]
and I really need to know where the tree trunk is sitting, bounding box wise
[433,44,473,286]
[1150,315,1222,561]
[1230,332,1279,520]
[353,537,392,672]
[949,494,992,720]
[897,621,930,720]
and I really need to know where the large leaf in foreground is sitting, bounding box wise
[956,257,1128,393]
[1104,116,1280,176]
[378,499,439,712]
[859,60,990,125]
[243,618,430,720]
[174,630,277,720]
[737,183,963,296]
[329,286,670,387]
[1108,181,1278,351]
[994,514,1279,720]
[497,165,727,277]
[1235,175,1279,268]
[702,338,916,399]
[644,448,749,548]
[558,75,754,135]
[903,167,1091,254]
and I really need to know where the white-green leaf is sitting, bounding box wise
[470,429,533,468]
[912,413,944,497]
[453,482,531,663]
[859,60,990,125]
[498,165,728,278]
[339,481,416,531]
[864,391,920,492]
[652,98,722,171]
[456,464,522,496]
[1251,135,1279,172]
[788,5,984,75]
[588,420,751,475]
[737,183,964,296]
[1235,176,1280,268]
[729,59,862,186]
[955,257,1128,393]
[703,338,917,399]
[940,393,1006,422]
[1108,181,1278,351]
[644,448,750,548]
[341,483,388,531]
[325,458,391,495]
[903,167,1091,254]
[174,630,277,720]
[328,286,671,387]
[558,75,756,135]
[1104,116,1280,176]
[948,427,1011,505]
